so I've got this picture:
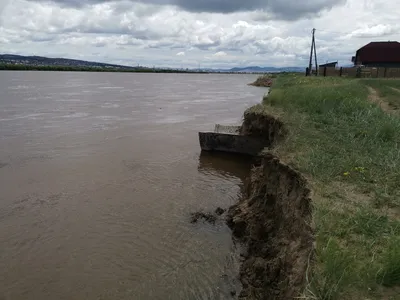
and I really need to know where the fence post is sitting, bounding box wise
[339,67,343,77]
[305,67,309,76]
[384,67,387,78]
[324,67,327,77]
[356,67,361,78]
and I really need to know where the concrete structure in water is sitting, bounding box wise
[198,124,270,156]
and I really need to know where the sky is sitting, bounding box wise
[0,0,399,68]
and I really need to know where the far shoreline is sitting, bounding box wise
[0,64,301,75]
[0,65,280,75]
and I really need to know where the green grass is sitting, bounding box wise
[252,75,400,299]
[308,238,355,300]
[377,237,400,287]
[265,76,400,207]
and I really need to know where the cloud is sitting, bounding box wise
[176,51,185,56]
[213,51,227,57]
[0,0,11,22]
[349,24,400,38]
[26,0,346,20]
[1,0,400,69]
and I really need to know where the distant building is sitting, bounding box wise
[352,41,400,67]
[319,61,338,68]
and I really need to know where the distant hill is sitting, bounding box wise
[192,66,304,73]
[0,54,140,70]
[0,54,305,73]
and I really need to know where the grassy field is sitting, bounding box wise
[253,74,400,299]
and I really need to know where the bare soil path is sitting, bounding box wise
[367,86,393,113]
[390,86,400,94]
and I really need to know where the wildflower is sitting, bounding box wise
[354,167,365,173]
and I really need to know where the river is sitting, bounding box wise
[0,71,266,300]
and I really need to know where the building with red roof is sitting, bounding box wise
[351,41,400,67]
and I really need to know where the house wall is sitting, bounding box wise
[356,47,400,67]
[362,62,400,68]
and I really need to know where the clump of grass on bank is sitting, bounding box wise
[256,75,400,299]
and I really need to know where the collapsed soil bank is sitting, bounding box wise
[227,111,314,299]
[248,76,274,87]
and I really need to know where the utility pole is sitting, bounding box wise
[308,29,314,76]
[313,30,318,76]
[307,28,318,76]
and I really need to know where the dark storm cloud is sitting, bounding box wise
[27,0,346,19]
[174,0,345,17]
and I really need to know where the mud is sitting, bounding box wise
[190,207,227,225]
[240,110,286,145]
[249,77,274,87]
[215,207,226,216]
[227,154,314,299]
[190,212,217,224]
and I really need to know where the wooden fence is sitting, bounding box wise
[318,67,400,78]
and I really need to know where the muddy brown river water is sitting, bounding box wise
[0,71,266,300]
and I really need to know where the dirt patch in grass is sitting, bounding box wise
[390,87,400,93]
[360,79,400,111]
[367,86,396,113]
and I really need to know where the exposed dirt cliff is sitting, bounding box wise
[228,112,314,299]
[249,77,274,87]
[240,110,286,145]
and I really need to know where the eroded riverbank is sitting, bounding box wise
[198,100,314,299]
[226,74,400,300]
[227,153,314,299]
[231,106,313,299]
